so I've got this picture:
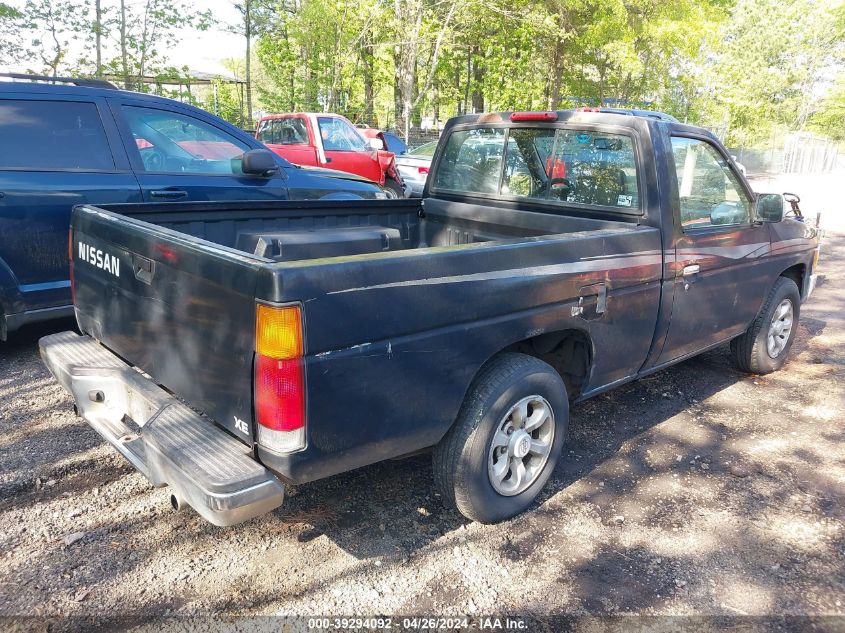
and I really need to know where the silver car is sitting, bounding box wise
[394,140,438,197]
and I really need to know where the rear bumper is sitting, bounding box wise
[39,331,285,526]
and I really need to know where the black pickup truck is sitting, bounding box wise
[40,110,821,526]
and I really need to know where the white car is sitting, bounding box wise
[394,141,438,197]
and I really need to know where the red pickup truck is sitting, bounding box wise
[256,113,405,196]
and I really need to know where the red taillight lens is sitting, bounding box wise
[254,303,306,452]
[418,166,430,175]
[255,355,304,432]
[510,111,558,122]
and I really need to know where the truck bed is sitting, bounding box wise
[71,198,661,483]
[98,198,636,259]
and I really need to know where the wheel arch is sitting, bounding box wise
[779,262,806,298]
[465,328,594,404]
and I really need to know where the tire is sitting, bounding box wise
[384,177,405,198]
[730,276,800,374]
[433,353,568,523]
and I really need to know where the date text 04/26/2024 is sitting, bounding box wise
[306,617,528,630]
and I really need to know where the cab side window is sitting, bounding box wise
[670,137,751,229]
[257,118,308,145]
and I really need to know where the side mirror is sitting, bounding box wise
[369,137,385,151]
[755,193,785,222]
[241,149,279,177]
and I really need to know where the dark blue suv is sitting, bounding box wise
[0,76,387,339]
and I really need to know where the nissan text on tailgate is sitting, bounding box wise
[40,110,821,526]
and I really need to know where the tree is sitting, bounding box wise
[391,0,458,138]
[20,0,91,76]
[0,2,23,65]
[105,0,213,90]
[707,0,845,147]
[809,74,845,142]
[230,0,273,128]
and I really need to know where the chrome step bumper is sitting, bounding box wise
[39,331,284,526]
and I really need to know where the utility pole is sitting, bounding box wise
[245,0,253,128]
[95,0,102,77]
[120,0,129,89]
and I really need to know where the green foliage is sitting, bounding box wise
[4,0,844,148]
[103,0,214,90]
[809,74,845,142]
[255,0,732,137]
[704,0,845,147]
[0,2,23,65]
[203,78,247,127]
[18,0,92,75]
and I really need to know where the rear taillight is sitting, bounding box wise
[510,111,558,122]
[68,227,75,304]
[418,166,430,175]
[254,304,306,453]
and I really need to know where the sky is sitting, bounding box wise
[5,0,247,78]
[166,0,246,77]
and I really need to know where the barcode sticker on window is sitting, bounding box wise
[617,194,633,207]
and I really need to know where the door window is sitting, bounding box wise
[0,100,114,171]
[317,117,369,152]
[257,118,309,145]
[122,106,250,174]
[670,137,751,229]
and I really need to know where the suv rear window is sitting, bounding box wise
[433,126,639,211]
[0,100,114,171]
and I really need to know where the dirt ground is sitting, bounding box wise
[1,181,843,631]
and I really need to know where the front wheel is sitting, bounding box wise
[730,276,801,374]
[433,353,568,523]
[384,176,406,198]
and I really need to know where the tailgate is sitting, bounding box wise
[70,204,263,444]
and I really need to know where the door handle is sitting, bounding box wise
[682,264,700,290]
[150,189,188,199]
[572,282,607,319]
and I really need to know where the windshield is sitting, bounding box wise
[384,133,408,155]
[318,117,369,152]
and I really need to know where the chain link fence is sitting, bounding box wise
[729,132,840,177]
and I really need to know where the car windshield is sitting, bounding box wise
[318,117,369,152]
[409,141,438,157]
[384,133,408,155]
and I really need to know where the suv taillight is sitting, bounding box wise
[254,304,306,452]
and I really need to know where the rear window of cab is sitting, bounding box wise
[432,126,640,212]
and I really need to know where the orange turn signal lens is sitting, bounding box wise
[256,304,303,359]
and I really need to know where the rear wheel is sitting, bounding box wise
[433,353,568,523]
[384,176,405,198]
[730,276,800,374]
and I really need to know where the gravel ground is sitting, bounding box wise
[1,210,843,630]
